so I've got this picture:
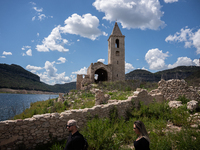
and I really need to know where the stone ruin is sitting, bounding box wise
[0,79,200,150]
[94,79,200,111]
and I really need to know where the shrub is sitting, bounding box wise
[176,95,190,104]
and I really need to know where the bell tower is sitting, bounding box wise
[108,22,125,81]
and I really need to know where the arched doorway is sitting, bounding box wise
[94,68,108,83]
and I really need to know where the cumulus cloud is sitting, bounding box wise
[26,61,73,85]
[125,62,134,73]
[97,59,105,63]
[44,61,57,77]
[60,13,102,40]
[72,67,88,75]
[36,25,69,52]
[93,0,165,30]
[168,57,197,69]
[36,13,104,53]
[57,57,67,64]
[193,59,200,66]
[3,51,12,55]
[145,48,169,70]
[165,27,200,54]
[164,0,178,3]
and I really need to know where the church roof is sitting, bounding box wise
[111,22,123,36]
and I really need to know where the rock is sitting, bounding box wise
[168,101,183,108]
[187,100,198,111]
[57,93,65,102]
[95,90,110,105]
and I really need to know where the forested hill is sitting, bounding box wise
[125,66,200,83]
[0,64,76,93]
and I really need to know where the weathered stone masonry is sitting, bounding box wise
[0,100,132,150]
[1,79,199,149]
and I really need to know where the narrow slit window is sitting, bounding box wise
[116,51,120,56]
[115,39,119,48]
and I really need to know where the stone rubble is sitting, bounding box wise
[0,79,199,149]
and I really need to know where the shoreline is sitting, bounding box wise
[0,88,59,95]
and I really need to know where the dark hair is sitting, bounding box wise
[134,120,150,143]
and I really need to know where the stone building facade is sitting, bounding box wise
[76,22,125,90]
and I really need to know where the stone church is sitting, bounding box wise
[76,22,125,90]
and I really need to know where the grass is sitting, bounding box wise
[30,100,200,150]
[11,80,200,149]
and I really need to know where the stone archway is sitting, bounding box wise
[94,68,108,83]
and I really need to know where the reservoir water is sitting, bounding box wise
[0,93,58,121]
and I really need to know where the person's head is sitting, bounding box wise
[66,119,79,134]
[133,120,150,142]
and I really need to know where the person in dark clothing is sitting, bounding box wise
[64,119,85,150]
[133,120,150,150]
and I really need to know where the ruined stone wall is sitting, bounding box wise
[1,79,199,149]
[0,100,132,150]
[76,75,83,90]
[157,79,200,101]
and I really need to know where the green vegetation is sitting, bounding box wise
[33,101,200,150]
[12,79,200,150]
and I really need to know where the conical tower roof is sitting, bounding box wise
[111,22,123,36]
[108,22,125,40]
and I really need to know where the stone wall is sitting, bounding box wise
[1,79,199,149]
[0,100,132,150]
[156,79,200,101]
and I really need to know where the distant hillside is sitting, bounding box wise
[126,66,200,83]
[0,64,76,93]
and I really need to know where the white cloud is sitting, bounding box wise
[145,48,169,70]
[193,59,200,66]
[97,59,105,63]
[3,51,12,55]
[168,57,197,69]
[32,5,52,21]
[26,49,32,56]
[77,39,80,42]
[44,61,57,77]
[36,25,69,52]
[32,16,36,21]
[125,62,134,73]
[53,72,71,84]
[141,67,148,71]
[164,0,178,3]
[72,67,88,74]
[22,46,31,50]
[37,33,39,36]
[57,57,67,64]
[26,65,43,73]
[165,27,200,54]
[33,7,43,12]
[60,13,102,40]
[191,29,200,54]
[30,2,36,5]
[38,13,46,21]
[0,56,6,58]
[93,0,165,30]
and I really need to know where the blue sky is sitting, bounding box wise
[0,0,200,85]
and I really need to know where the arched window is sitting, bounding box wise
[115,39,119,48]
[116,51,120,56]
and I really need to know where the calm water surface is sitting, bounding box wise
[0,93,58,121]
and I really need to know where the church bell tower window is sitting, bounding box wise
[115,39,119,48]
